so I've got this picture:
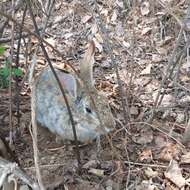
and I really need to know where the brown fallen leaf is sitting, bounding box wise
[82,160,99,169]
[140,1,150,16]
[136,180,158,190]
[144,168,158,179]
[139,149,152,162]
[164,160,185,188]
[152,54,163,63]
[159,143,181,162]
[141,27,152,35]
[181,152,190,164]
[132,128,153,145]
[140,64,152,75]
[110,10,117,23]
[82,14,92,23]
[88,168,104,177]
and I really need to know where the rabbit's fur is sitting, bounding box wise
[31,42,115,142]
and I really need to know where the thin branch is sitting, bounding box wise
[15,5,27,132]
[124,160,167,168]
[8,0,16,146]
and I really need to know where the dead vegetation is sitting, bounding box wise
[0,0,190,189]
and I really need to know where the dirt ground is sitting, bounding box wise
[1,0,190,189]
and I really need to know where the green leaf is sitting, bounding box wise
[0,46,6,56]
[0,67,10,77]
[13,68,22,77]
[0,77,9,88]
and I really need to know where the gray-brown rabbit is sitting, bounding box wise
[31,41,115,142]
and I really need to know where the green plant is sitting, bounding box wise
[0,46,6,56]
[0,46,22,88]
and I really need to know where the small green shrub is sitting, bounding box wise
[0,46,22,88]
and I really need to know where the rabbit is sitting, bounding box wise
[31,41,115,143]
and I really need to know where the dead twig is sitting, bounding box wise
[124,160,167,168]
[8,0,16,147]
[0,157,40,190]
[15,5,27,132]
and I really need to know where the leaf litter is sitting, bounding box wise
[0,0,190,189]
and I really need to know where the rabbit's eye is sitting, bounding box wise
[85,107,92,114]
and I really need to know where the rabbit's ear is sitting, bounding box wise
[57,72,77,98]
[80,41,95,87]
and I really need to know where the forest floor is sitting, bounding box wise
[1,0,190,189]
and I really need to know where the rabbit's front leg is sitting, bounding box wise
[55,135,71,145]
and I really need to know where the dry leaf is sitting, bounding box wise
[164,160,185,188]
[100,8,108,16]
[95,33,103,43]
[181,152,190,164]
[140,1,150,16]
[138,59,151,65]
[55,2,62,10]
[64,33,73,39]
[140,64,152,75]
[154,135,167,149]
[136,180,158,190]
[82,160,99,169]
[93,37,103,52]
[157,36,173,47]
[181,60,190,71]
[45,37,55,47]
[153,94,174,107]
[165,182,179,190]
[182,121,190,144]
[178,95,190,104]
[159,143,181,162]
[175,113,185,124]
[122,41,130,48]
[152,54,163,63]
[82,15,92,23]
[132,128,153,144]
[88,168,104,177]
[144,168,158,178]
[141,27,152,35]
[156,47,167,55]
[54,15,64,24]
[20,185,30,190]
[130,106,139,116]
[116,0,124,8]
[105,179,121,190]
[139,149,152,161]
[91,24,98,35]
[111,10,117,23]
